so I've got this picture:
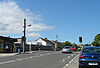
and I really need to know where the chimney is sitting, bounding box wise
[45,38,47,40]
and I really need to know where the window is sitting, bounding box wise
[0,43,4,48]
[83,48,100,53]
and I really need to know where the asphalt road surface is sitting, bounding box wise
[0,51,80,68]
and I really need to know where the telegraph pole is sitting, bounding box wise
[23,19,26,53]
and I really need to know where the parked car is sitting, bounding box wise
[71,46,76,51]
[79,46,100,68]
[62,46,72,53]
[77,47,81,51]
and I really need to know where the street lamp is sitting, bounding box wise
[27,24,32,52]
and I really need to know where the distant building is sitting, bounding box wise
[27,38,63,51]
[13,38,23,52]
[0,36,17,53]
[32,38,55,47]
[51,41,63,50]
[27,38,55,51]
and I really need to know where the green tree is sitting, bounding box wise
[94,34,100,41]
[62,41,72,48]
[92,41,100,46]
[73,44,78,48]
[92,34,100,46]
[84,44,90,46]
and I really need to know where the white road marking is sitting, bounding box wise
[71,54,73,56]
[0,52,60,65]
[59,58,67,63]
[63,59,65,62]
[40,54,43,56]
[65,64,68,66]
[63,54,80,68]
[29,57,33,58]
[68,56,71,58]
[0,60,15,64]
[16,59,23,61]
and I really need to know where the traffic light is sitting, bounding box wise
[22,36,24,41]
[22,36,25,42]
[79,37,82,43]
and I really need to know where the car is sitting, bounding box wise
[71,46,76,51]
[62,46,72,53]
[79,46,100,68]
[77,47,81,51]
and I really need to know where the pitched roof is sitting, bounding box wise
[40,38,55,45]
[52,41,63,46]
[0,36,17,43]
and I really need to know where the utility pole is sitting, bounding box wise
[23,19,26,53]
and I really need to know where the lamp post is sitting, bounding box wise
[23,19,32,53]
[27,24,32,52]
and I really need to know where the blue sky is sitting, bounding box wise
[0,0,100,44]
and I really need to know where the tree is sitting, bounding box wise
[73,44,78,48]
[92,34,100,46]
[94,34,100,41]
[62,41,72,48]
[92,41,100,46]
[84,44,90,46]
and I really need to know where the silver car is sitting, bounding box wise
[62,46,72,53]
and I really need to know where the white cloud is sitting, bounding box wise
[27,33,41,38]
[0,1,54,37]
[27,23,54,32]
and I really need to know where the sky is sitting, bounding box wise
[0,0,100,44]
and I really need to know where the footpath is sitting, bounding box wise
[0,53,17,57]
[0,51,35,57]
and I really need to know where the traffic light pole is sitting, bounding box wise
[23,19,26,53]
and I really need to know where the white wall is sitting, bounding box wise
[32,39,46,46]
[17,39,22,43]
[47,43,54,46]
[30,38,55,47]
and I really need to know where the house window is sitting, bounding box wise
[37,42,42,45]
[0,43,4,48]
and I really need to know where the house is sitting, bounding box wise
[13,38,23,52]
[51,40,63,50]
[28,38,55,51]
[0,36,17,53]
[0,36,32,53]
[14,38,30,52]
[33,38,55,46]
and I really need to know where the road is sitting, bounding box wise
[0,51,80,68]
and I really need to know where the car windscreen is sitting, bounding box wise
[65,47,70,49]
[83,48,100,53]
